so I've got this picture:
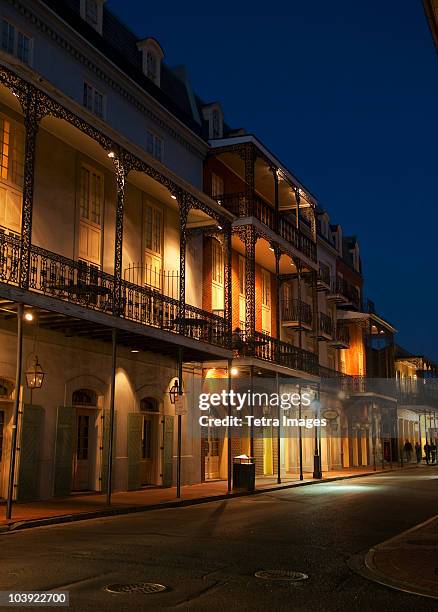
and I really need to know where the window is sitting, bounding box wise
[80,0,104,33]
[0,115,24,188]
[212,239,224,314]
[83,82,105,118]
[80,166,102,225]
[140,397,159,412]
[211,173,224,198]
[72,388,98,407]
[1,19,31,65]
[144,202,162,256]
[238,255,246,329]
[146,130,163,162]
[146,51,157,81]
[212,109,221,138]
[78,164,103,266]
[261,268,271,335]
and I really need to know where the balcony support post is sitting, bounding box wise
[227,358,233,492]
[19,88,44,290]
[242,144,255,216]
[178,193,191,335]
[298,383,303,480]
[223,223,232,346]
[274,247,281,343]
[243,226,256,344]
[295,187,300,229]
[106,328,117,506]
[312,385,323,479]
[111,152,130,316]
[296,259,303,348]
[276,372,281,484]
[272,168,279,233]
[311,270,319,354]
[250,365,254,458]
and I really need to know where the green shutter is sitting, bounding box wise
[53,406,75,497]
[101,409,117,492]
[162,415,174,487]
[16,404,43,502]
[127,413,142,491]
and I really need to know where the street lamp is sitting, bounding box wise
[168,379,180,404]
[25,354,45,408]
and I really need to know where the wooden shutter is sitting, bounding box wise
[162,415,174,487]
[16,404,43,502]
[53,406,75,497]
[127,413,142,491]
[101,408,117,492]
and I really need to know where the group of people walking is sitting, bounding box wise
[403,440,437,464]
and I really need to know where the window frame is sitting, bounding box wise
[146,129,164,162]
[1,18,33,65]
[83,81,106,119]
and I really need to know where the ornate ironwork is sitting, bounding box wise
[223,222,232,345]
[0,233,229,348]
[178,193,190,335]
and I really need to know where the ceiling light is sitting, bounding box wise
[171,195,177,200]
[131,349,139,353]
[217,225,223,230]
[231,367,239,376]
[107,151,115,158]
[24,312,33,322]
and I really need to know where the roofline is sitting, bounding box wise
[209,134,318,207]
[35,0,208,151]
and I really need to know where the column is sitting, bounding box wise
[178,193,190,334]
[244,225,256,341]
[223,222,232,345]
[111,151,129,316]
[19,89,43,289]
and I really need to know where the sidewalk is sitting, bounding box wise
[0,467,384,533]
[364,513,438,599]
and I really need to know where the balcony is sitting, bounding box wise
[281,298,312,330]
[0,233,229,350]
[214,192,316,262]
[233,330,319,376]
[317,264,331,291]
[326,277,361,310]
[319,365,352,390]
[317,312,333,340]
[330,325,350,349]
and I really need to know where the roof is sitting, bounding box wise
[39,0,204,136]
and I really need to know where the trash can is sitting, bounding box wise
[233,455,255,491]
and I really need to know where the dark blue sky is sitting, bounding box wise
[108,0,438,360]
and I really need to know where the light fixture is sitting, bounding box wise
[24,312,34,322]
[169,379,180,404]
[25,355,45,390]
[269,246,274,252]
[131,349,139,353]
[217,225,223,230]
[107,151,115,158]
[230,367,239,376]
[171,195,177,200]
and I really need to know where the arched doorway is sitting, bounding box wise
[71,388,99,491]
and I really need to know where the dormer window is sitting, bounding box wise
[137,38,164,87]
[80,0,105,34]
[202,103,224,140]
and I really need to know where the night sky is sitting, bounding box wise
[108,1,438,361]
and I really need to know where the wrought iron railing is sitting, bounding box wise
[319,365,352,390]
[214,192,317,261]
[335,325,350,346]
[318,263,331,287]
[0,234,229,349]
[330,276,361,308]
[232,330,319,376]
[124,262,179,300]
[281,298,312,326]
[319,312,333,336]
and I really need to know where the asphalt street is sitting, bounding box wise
[1,467,438,611]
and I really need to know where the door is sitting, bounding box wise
[0,409,4,497]
[211,239,224,315]
[204,426,220,479]
[143,199,163,290]
[78,164,103,267]
[141,414,159,485]
[16,404,43,502]
[261,268,271,335]
[73,409,92,491]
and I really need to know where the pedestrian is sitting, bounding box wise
[424,443,431,465]
[415,441,422,463]
[403,440,413,462]
[431,442,437,464]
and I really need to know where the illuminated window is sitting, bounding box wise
[72,388,98,406]
[212,239,223,285]
[146,130,163,162]
[1,19,31,65]
[144,202,162,255]
[0,115,24,187]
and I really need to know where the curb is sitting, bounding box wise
[0,466,410,535]
[350,514,438,600]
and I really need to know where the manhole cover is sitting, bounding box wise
[254,570,309,582]
[105,582,167,594]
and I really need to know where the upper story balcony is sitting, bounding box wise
[317,262,331,291]
[281,298,313,331]
[233,329,319,377]
[330,324,350,349]
[317,312,334,340]
[327,277,361,310]
[206,137,318,265]
[214,192,316,262]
